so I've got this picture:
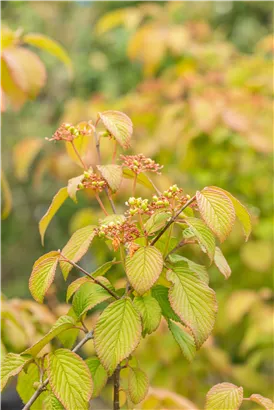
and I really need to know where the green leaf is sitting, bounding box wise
[1,169,12,220]
[205,383,243,410]
[47,349,93,410]
[151,285,181,322]
[94,298,141,375]
[85,357,108,398]
[23,315,75,357]
[60,225,96,280]
[17,363,48,409]
[97,164,123,192]
[167,262,217,348]
[98,110,133,149]
[125,246,163,295]
[133,295,162,337]
[66,277,90,302]
[249,394,274,410]
[43,393,64,410]
[196,187,236,242]
[144,211,171,235]
[92,259,116,278]
[72,279,114,318]
[39,187,68,246]
[99,214,126,225]
[1,353,32,391]
[214,247,231,279]
[123,168,155,190]
[169,254,209,284]
[128,367,149,404]
[23,33,73,77]
[29,251,60,303]
[56,309,80,349]
[213,187,252,241]
[168,320,196,362]
[67,174,84,203]
[184,217,215,262]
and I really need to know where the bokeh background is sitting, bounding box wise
[1,1,273,409]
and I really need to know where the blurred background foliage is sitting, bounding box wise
[1,1,273,408]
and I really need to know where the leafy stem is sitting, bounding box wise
[150,195,196,246]
[22,330,94,410]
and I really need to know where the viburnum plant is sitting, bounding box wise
[2,111,273,410]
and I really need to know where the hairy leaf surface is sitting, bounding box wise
[214,247,231,279]
[125,246,163,295]
[196,187,235,242]
[94,298,141,375]
[133,295,162,336]
[47,349,93,410]
[29,251,60,303]
[1,353,31,391]
[39,187,68,245]
[86,357,108,398]
[60,225,96,280]
[72,279,114,318]
[205,383,243,410]
[168,320,196,362]
[167,263,217,348]
[128,367,149,404]
[98,110,133,149]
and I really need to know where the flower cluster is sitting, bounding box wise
[148,185,193,213]
[80,169,107,193]
[96,221,141,251]
[47,122,94,142]
[125,197,150,216]
[120,154,163,175]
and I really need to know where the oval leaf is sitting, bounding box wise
[1,353,31,391]
[39,187,68,246]
[167,262,217,348]
[168,320,196,362]
[23,315,75,357]
[98,110,133,149]
[29,251,60,303]
[133,295,162,337]
[128,367,149,404]
[213,187,252,241]
[151,285,181,322]
[145,211,171,235]
[185,217,215,262]
[47,349,93,410]
[94,298,141,375]
[23,33,73,77]
[97,164,123,192]
[169,254,209,284]
[205,383,243,410]
[196,187,235,242]
[67,174,84,203]
[86,357,108,399]
[214,247,231,279]
[249,394,274,410]
[125,246,163,295]
[60,225,96,280]
[72,279,115,318]
[43,393,64,410]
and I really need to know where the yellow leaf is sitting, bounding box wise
[13,138,43,181]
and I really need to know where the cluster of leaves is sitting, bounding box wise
[2,110,272,410]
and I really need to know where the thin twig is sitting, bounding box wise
[164,239,196,261]
[150,195,196,246]
[113,365,121,410]
[95,193,109,216]
[60,255,120,300]
[70,140,88,170]
[22,331,94,410]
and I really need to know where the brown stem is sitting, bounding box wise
[70,140,88,170]
[22,331,94,410]
[113,365,121,410]
[60,255,120,300]
[95,193,108,216]
[150,195,196,246]
[164,239,197,261]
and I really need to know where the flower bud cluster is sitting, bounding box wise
[125,197,149,216]
[48,121,94,142]
[149,185,193,213]
[96,221,140,251]
[120,154,163,175]
[80,170,107,193]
